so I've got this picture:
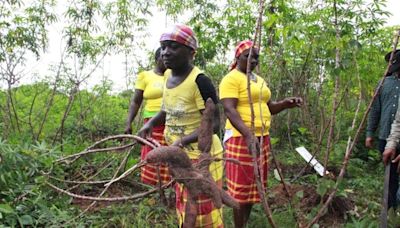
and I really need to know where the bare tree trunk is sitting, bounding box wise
[4,88,15,134]
[36,50,66,141]
[28,87,40,138]
[267,0,276,48]
[6,83,21,133]
[52,84,79,149]
[0,100,7,138]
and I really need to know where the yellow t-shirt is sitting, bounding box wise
[219,69,272,137]
[162,66,223,163]
[134,70,165,118]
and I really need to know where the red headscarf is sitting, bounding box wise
[160,24,198,50]
[230,40,255,70]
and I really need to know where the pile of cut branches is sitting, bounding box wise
[47,98,239,226]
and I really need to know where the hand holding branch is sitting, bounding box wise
[383,148,400,173]
[244,133,260,156]
[138,122,153,138]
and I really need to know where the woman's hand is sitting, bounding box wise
[244,134,260,156]
[124,89,144,135]
[268,97,303,114]
[137,111,166,138]
[171,139,185,148]
[137,122,153,138]
[283,97,303,109]
[124,125,132,135]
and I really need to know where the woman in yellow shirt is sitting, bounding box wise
[219,40,302,228]
[124,47,170,185]
[139,24,224,228]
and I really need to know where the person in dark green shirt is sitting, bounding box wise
[366,49,400,210]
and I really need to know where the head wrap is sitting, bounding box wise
[385,49,400,75]
[230,40,256,70]
[160,24,198,50]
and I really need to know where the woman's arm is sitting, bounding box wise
[267,97,303,115]
[221,98,254,145]
[195,75,220,134]
[124,89,144,134]
[137,110,166,138]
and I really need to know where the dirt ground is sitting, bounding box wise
[269,183,354,227]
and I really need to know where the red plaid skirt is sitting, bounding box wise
[140,119,171,185]
[175,158,224,227]
[225,136,270,204]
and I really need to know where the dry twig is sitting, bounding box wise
[47,181,173,202]
[245,0,277,227]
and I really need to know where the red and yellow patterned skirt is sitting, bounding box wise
[140,119,171,185]
[225,135,270,204]
[175,158,224,227]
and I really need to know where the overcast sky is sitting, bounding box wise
[15,0,400,92]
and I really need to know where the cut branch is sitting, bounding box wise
[245,0,277,227]
[47,181,173,202]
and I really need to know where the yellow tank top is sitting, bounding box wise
[219,69,272,137]
[162,66,223,160]
[134,70,165,118]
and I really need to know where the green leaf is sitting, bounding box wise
[295,190,304,199]
[270,137,280,145]
[34,176,45,184]
[19,214,33,225]
[317,180,328,196]
[298,127,308,135]
[0,204,14,214]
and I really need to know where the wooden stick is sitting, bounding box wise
[380,164,390,228]
[49,175,110,185]
[76,148,133,217]
[104,162,146,187]
[245,0,276,227]
[56,135,154,163]
[66,159,115,192]
[47,180,173,202]
[56,143,136,163]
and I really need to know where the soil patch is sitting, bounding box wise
[269,183,354,227]
[271,162,342,180]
